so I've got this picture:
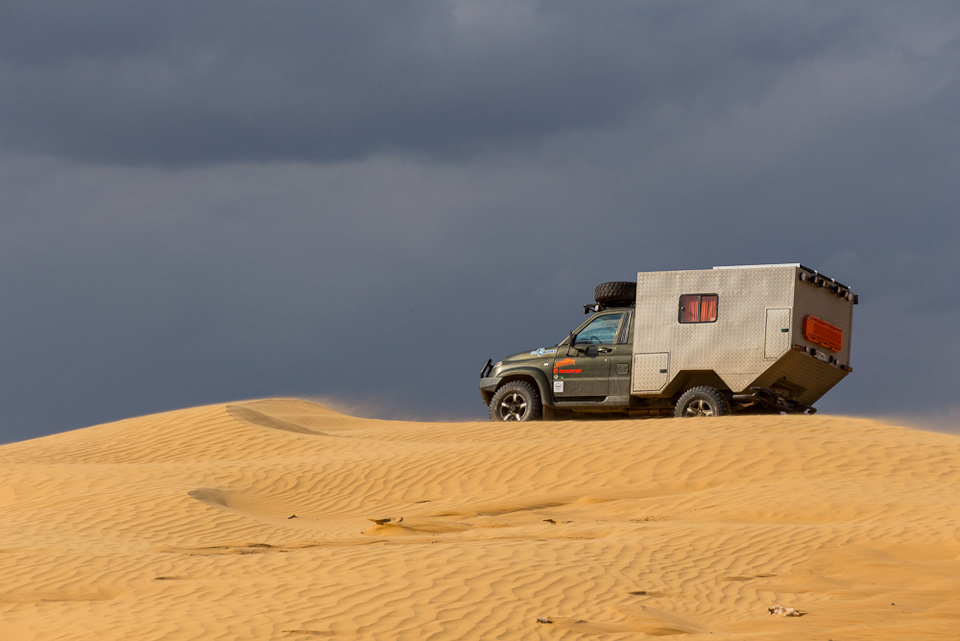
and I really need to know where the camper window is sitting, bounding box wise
[679,294,718,323]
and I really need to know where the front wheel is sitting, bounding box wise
[490,381,542,422]
[674,386,731,417]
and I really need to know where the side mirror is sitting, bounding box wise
[566,331,578,355]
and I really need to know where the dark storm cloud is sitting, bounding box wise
[0,0,899,167]
[0,1,626,165]
[2,1,960,442]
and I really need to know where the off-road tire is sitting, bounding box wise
[594,281,636,305]
[674,386,731,417]
[490,381,542,422]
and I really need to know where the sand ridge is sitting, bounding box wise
[0,398,958,639]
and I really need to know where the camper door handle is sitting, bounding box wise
[598,347,612,353]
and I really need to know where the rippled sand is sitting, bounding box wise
[1,398,957,639]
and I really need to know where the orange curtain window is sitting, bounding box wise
[699,295,718,322]
[680,295,699,322]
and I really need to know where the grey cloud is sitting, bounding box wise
[1,1,927,167]
[1,1,960,442]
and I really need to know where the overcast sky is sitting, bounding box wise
[2,1,959,442]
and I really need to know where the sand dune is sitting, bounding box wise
[1,398,958,640]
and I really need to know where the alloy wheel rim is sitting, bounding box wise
[684,399,715,417]
[499,392,527,421]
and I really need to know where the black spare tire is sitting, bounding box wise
[594,281,636,305]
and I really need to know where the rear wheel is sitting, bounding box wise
[490,381,542,422]
[674,386,731,417]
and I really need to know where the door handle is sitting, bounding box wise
[598,347,613,353]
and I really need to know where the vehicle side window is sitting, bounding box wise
[575,313,623,345]
[679,294,718,323]
[617,310,632,344]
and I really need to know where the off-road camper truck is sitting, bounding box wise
[480,264,856,421]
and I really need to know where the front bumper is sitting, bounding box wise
[479,359,501,405]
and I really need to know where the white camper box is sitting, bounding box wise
[630,264,855,413]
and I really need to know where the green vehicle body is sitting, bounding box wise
[479,302,673,420]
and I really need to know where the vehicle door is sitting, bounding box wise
[552,311,625,399]
[608,310,633,397]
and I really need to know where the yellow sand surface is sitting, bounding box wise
[1,398,958,640]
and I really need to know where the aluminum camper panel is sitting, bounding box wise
[632,265,798,395]
[792,275,854,366]
[748,349,848,406]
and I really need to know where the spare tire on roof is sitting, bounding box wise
[594,281,636,304]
